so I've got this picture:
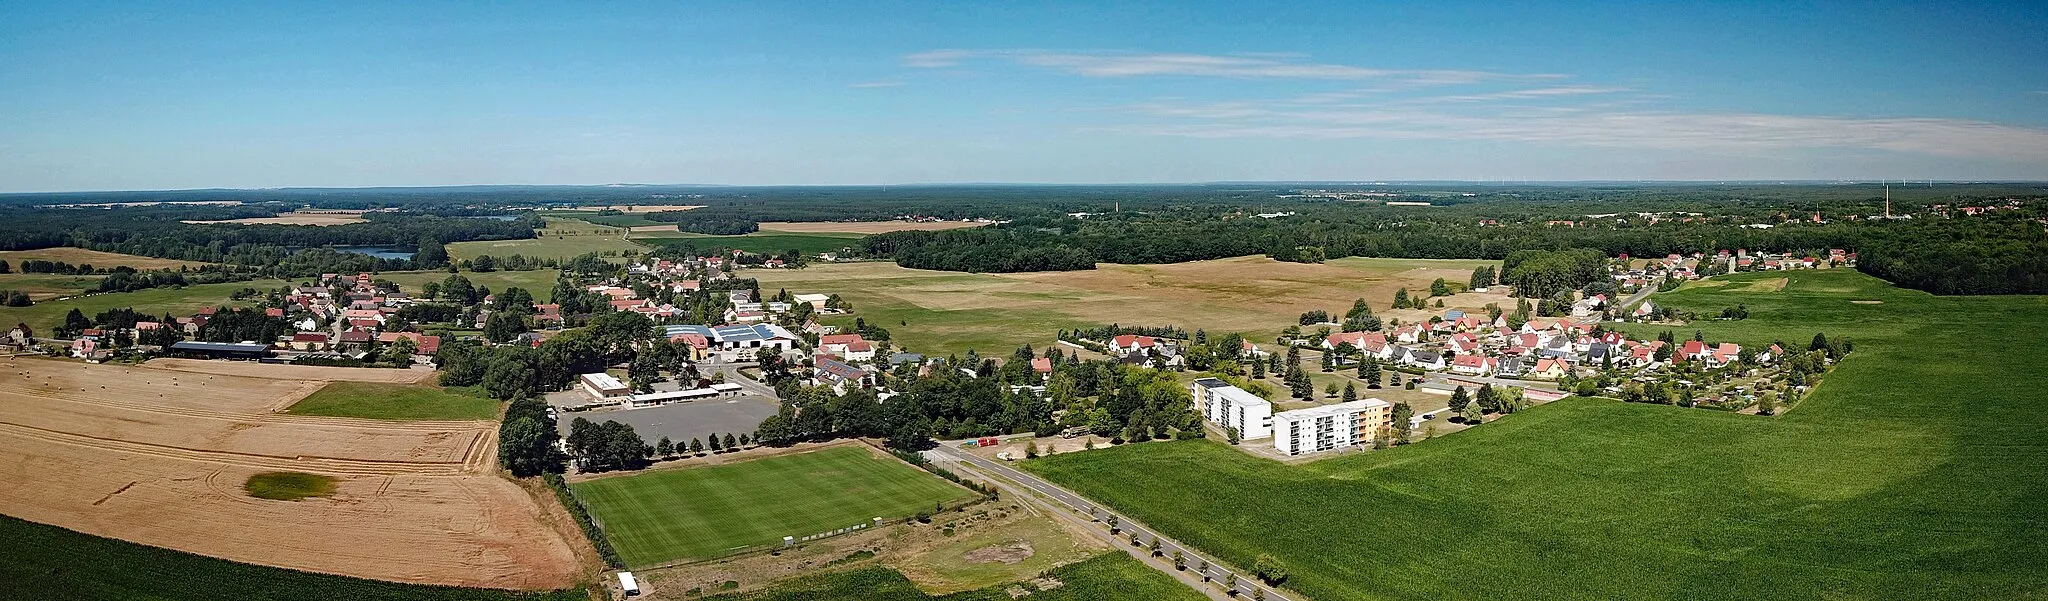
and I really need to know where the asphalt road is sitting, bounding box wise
[1618,275,1664,312]
[928,443,1296,601]
[697,358,779,398]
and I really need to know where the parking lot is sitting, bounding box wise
[552,394,781,445]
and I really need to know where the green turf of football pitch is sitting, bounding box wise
[572,445,977,567]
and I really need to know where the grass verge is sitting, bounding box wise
[699,551,1203,601]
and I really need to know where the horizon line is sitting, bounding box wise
[2,179,2033,196]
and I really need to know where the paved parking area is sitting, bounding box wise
[554,394,780,445]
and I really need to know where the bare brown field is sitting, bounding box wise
[184,210,369,226]
[0,358,577,589]
[143,358,436,384]
[629,224,680,233]
[999,256,1499,331]
[751,256,1496,355]
[757,220,989,234]
[0,247,210,270]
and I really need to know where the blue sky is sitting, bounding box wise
[1,0,2044,191]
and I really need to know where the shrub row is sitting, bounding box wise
[543,473,623,569]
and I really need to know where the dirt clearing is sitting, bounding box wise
[143,358,436,384]
[0,358,577,589]
[758,221,990,234]
[1736,277,1790,292]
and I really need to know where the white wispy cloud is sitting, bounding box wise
[1102,102,2048,160]
[902,49,1536,85]
[1436,86,1631,102]
[899,48,2048,163]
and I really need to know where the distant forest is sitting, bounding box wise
[0,203,538,277]
[1,183,2042,294]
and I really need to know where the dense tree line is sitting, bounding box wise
[852,202,2047,296]
[193,309,294,343]
[751,348,1200,452]
[1853,215,2048,294]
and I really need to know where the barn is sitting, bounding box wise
[167,341,272,360]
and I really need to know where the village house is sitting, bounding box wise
[1450,353,1498,376]
[1528,357,1571,380]
[289,333,330,351]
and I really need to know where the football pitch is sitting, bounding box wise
[571,445,977,568]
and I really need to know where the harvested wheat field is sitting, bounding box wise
[0,358,578,589]
[184,210,370,226]
[144,358,436,384]
[751,255,1498,356]
[758,220,988,234]
[0,247,211,270]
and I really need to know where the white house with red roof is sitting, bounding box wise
[1109,334,1161,355]
[1681,339,1710,361]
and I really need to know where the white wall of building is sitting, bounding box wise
[1191,378,1273,439]
[1272,399,1390,456]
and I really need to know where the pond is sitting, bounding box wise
[330,246,415,260]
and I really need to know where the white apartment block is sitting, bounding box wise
[1272,399,1392,456]
[1191,378,1272,439]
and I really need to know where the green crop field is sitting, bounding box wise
[283,382,502,421]
[1026,269,2048,600]
[632,230,865,255]
[572,445,978,567]
[447,218,646,262]
[0,513,583,601]
[700,552,1204,601]
[0,279,288,334]
[377,269,562,302]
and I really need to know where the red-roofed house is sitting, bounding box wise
[1450,354,1497,376]
[668,333,711,360]
[1529,357,1570,380]
[1030,357,1053,376]
[1109,334,1159,354]
[1681,340,1709,360]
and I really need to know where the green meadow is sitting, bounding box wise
[1024,269,2048,600]
[378,269,562,303]
[0,279,287,333]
